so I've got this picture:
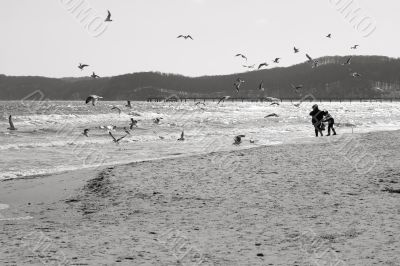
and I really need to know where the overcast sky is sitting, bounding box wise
[0,0,398,78]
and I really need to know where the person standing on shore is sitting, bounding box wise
[323,111,337,136]
[309,104,326,137]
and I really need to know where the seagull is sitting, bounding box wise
[234,78,245,92]
[177,35,193,40]
[7,115,17,130]
[177,130,185,141]
[342,56,352,65]
[270,102,280,106]
[109,131,127,144]
[265,113,279,118]
[111,106,122,114]
[126,100,132,108]
[350,44,359,49]
[235,54,247,61]
[326,33,332,38]
[85,95,103,106]
[291,84,303,92]
[352,72,361,78]
[106,125,117,131]
[273,58,281,63]
[83,129,89,137]
[306,54,319,68]
[242,64,255,69]
[153,117,163,124]
[258,81,264,91]
[258,63,268,69]
[78,63,89,70]
[105,10,112,22]
[195,101,206,106]
[293,47,300,53]
[130,118,138,129]
[91,72,100,79]
[217,96,230,104]
[233,135,245,145]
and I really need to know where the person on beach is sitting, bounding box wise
[323,111,337,136]
[309,104,326,137]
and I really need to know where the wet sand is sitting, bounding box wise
[0,130,399,265]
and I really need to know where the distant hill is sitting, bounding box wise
[1,55,400,101]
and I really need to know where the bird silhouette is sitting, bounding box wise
[293,47,300,53]
[273,58,281,63]
[235,54,247,61]
[91,72,100,78]
[326,33,332,38]
[217,96,230,104]
[83,129,89,137]
[258,81,264,91]
[350,44,359,49]
[105,10,112,22]
[177,35,193,40]
[177,130,185,141]
[342,56,352,65]
[85,95,103,106]
[109,131,127,144]
[7,115,17,130]
[258,63,268,69]
[78,63,89,70]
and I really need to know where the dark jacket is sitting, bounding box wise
[309,108,326,125]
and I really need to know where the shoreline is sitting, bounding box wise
[1,129,400,265]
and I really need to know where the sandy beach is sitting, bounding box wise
[1,130,399,266]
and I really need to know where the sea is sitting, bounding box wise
[1,100,400,180]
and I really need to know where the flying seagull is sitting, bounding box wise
[126,100,132,108]
[233,135,245,145]
[265,113,279,118]
[91,72,100,79]
[78,63,89,70]
[85,95,103,106]
[234,78,245,92]
[350,44,359,49]
[352,72,361,78]
[291,84,303,92]
[293,47,299,53]
[177,35,193,40]
[217,96,230,104]
[326,33,332,38]
[111,106,122,114]
[109,131,127,144]
[258,81,264,91]
[270,102,280,106]
[306,54,319,68]
[105,10,112,22]
[83,129,89,137]
[7,115,17,130]
[258,63,268,69]
[273,58,281,63]
[235,54,247,61]
[130,118,138,129]
[195,101,206,106]
[342,56,352,65]
[242,64,255,69]
[177,130,185,141]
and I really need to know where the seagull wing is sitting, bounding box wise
[346,56,352,64]
[106,10,111,20]
[187,35,193,40]
[306,54,312,61]
[117,134,127,142]
[109,131,117,141]
[85,96,93,104]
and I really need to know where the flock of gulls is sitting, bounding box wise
[6,10,363,146]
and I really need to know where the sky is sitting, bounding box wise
[0,0,399,78]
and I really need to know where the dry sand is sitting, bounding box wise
[0,130,399,266]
